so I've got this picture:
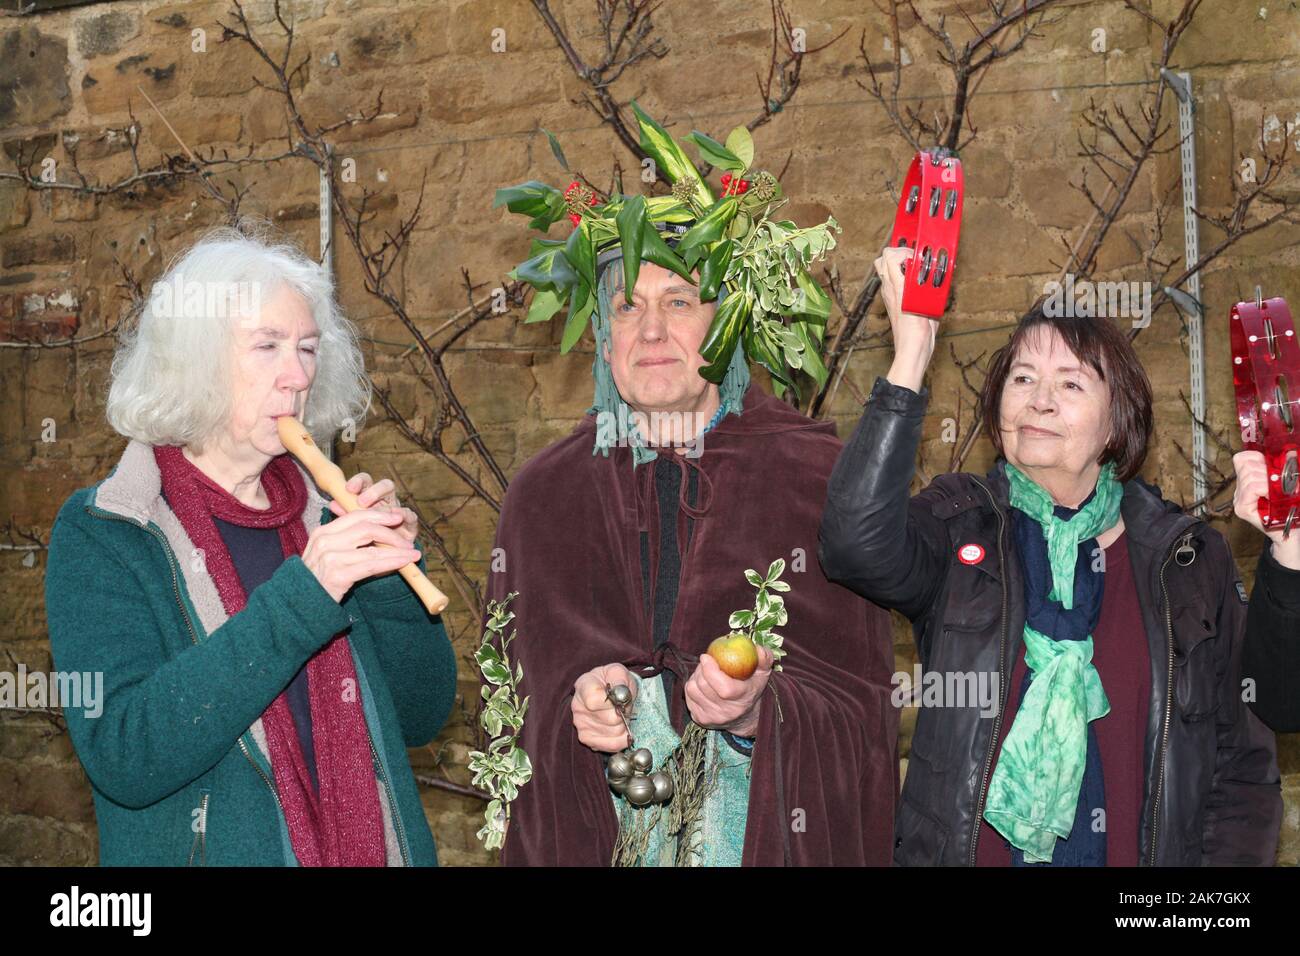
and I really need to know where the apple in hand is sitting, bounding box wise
[706,631,759,681]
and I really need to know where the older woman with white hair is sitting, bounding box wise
[44,227,457,866]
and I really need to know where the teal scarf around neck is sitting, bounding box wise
[1005,460,1122,608]
[983,459,1123,863]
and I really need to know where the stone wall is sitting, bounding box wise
[1,0,1297,865]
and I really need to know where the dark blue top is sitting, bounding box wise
[640,455,753,756]
[212,517,318,792]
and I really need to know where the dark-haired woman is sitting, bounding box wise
[817,246,1285,866]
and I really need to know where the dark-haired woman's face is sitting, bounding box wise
[999,326,1112,480]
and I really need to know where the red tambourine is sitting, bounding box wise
[1230,294,1300,535]
[887,149,964,318]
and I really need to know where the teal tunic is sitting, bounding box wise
[610,674,752,866]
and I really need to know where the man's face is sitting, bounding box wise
[602,261,719,414]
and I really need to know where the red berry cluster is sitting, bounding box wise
[720,172,750,197]
[564,180,596,226]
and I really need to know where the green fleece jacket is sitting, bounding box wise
[44,439,458,866]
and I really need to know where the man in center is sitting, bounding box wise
[486,231,899,865]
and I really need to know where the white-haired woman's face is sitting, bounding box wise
[998,325,1112,478]
[229,284,319,458]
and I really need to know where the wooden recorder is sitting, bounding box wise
[276,415,450,614]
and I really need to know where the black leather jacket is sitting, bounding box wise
[818,376,1283,866]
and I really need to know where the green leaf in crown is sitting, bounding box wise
[494,99,841,401]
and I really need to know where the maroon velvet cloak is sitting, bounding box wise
[487,382,898,865]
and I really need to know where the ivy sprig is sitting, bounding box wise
[726,559,790,671]
[468,593,532,851]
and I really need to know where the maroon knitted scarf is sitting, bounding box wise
[154,444,386,867]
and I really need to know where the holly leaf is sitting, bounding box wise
[563,223,596,293]
[698,291,751,383]
[697,239,734,303]
[515,245,578,292]
[524,287,565,324]
[686,130,746,172]
[539,127,569,171]
[560,283,595,353]
[676,195,739,264]
[493,180,561,216]
[630,100,713,208]
[615,194,648,306]
[725,126,754,168]
[795,267,832,321]
[791,319,828,389]
[638,217,695,284]
[494,181,568,232]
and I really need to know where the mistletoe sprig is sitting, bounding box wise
[727,558,791,671]
[494,100,840,401]
[467,592,532,851]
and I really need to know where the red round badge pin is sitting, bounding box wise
[958,543,985,565]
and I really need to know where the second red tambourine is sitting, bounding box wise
[887,148,964,318]
[1230,293,1300,535]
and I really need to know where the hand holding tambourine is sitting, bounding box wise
[1233,450,1300,568]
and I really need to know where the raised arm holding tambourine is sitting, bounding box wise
[819,251,1285,867]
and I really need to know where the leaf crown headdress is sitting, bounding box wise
[495,100,841,401]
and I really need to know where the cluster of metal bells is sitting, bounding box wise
[606,748,674,807]
[604,683,674,807]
